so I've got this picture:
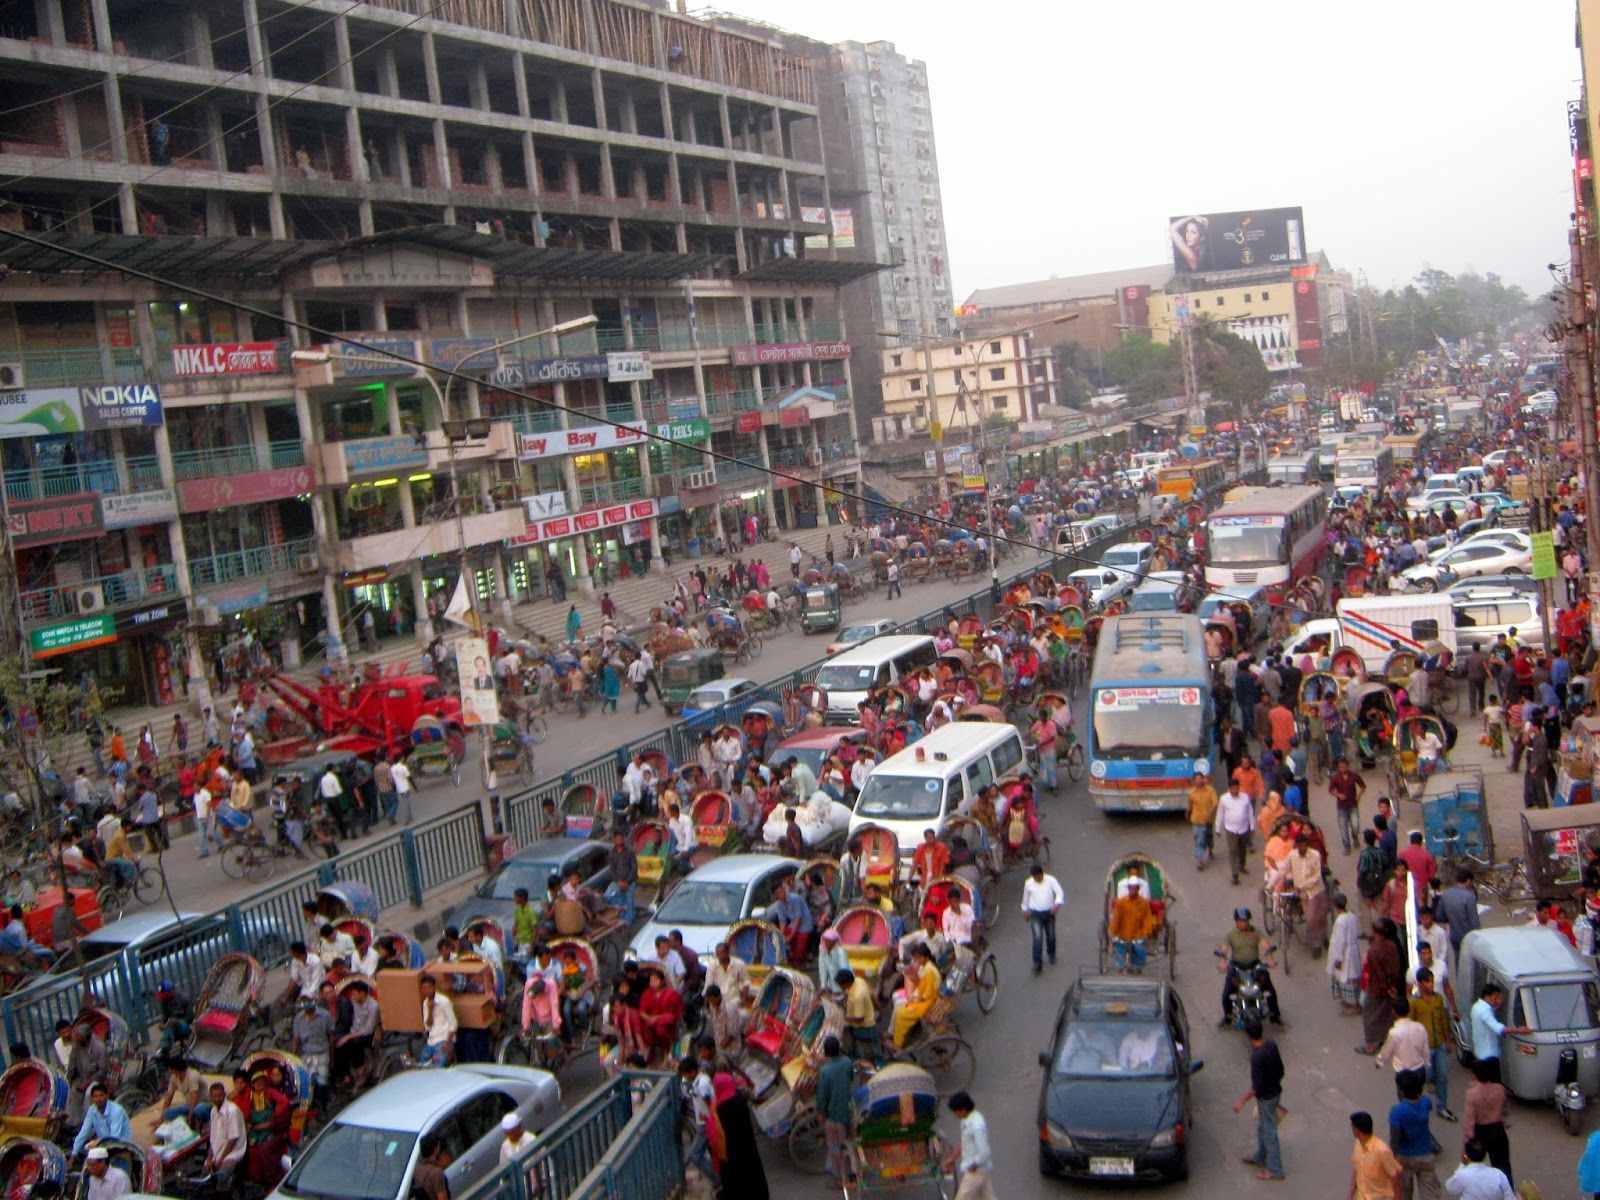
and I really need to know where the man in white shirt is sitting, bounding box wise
[284,942,325,1004]
[666,804,696,860]
[1213,786,1256,885]
[316,923,357,971]
[653,936,687,992]
[498,1112,536,1166]
[704,943,749,1002]
[318,767,342,804]
[390,759,413,824]
[1444,1139,1514,1200]
[464,925,503,976]
[192,782,222,858]
[1020,864,1064,975]
[82,1147,131,1200]
[204,1082,246,1184]
[1375,995,1431,1096]
[622,753,652,809]
[625,656,652,713]
[418,973,457,1066]
[942,892,975,946]
[850,750,875,797]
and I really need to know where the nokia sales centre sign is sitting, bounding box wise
[0,384,164,438]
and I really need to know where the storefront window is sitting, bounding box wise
[322,388,388,442]
[168,405,252,454]
[146,300,238,354]
[339,481,405,539]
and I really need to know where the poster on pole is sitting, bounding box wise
[455,637,500,729]
[1530,530,1557,581]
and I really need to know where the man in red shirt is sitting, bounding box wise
[1397,830,1436,901]
[1328,758,1367,855]
[912,829,950,889]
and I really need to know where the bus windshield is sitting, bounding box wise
[1338,457,1377,477]
[1207,523,1285,567]
[1092,688,1205,760]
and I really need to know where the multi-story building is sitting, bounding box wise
[875,333,1058,441]
[0,0,872,710]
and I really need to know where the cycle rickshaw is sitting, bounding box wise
[1095,852,1177,979]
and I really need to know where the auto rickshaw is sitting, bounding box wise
[1448,927,1600,1134]
[1520,805,1600,903]
[800,583,843,635]
[661,647,726,714]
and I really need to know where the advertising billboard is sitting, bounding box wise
[1168,208,1305,274]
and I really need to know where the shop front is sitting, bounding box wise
[26,603,187,710]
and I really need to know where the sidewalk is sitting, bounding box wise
[59,524,857,778]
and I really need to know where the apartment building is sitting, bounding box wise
[0,0,872,709]
[876,333,1058,440]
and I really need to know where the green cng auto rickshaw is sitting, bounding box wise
[800,583,843,635]
[661,647,726,714]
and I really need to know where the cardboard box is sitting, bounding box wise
[423,959,500,1030]
[375,969,425,1033]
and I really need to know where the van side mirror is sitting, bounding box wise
[1188,1059,1204,1075]
[1038,1052,1051,1068]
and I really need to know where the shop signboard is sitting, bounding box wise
[655,418,710,442]
[606,352,653,382]
[779,408,811,428]
[101,489,178,530]
[489,355,611,388]
[29,613,115,658]
[667,398,702,421]
[7,492,104,547]
[170,342,284,377]
[177,465,315,512]
[730,341,851,367]
[736,412,762,434]
[1531,529,1557,580]
[516,422,647,461]
[118,603,181,633]
[322,337,420,377]
[195,587,268,615]
[0,384,164,439]
[428,338,497,371]
[510,497,657,547]
[524,491,569,521]
[342,435,430,474]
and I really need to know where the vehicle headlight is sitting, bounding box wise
[1041,1120,1075,1150]
[1090,760,1107,779]
[1148,1125,1181,1149]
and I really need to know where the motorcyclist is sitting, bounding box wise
[1217,907,1282,1027]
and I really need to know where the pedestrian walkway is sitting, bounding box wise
[56,524,860,780]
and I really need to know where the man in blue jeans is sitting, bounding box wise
[1232,1018,1285,1181]
[604,832,638,924]
[1020,863,1063,974]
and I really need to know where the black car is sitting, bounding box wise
[1036,976,1201,1183]
[449,838,613,948]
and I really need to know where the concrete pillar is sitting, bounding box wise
[36,0,63,44]
[470,62,489,111]
[409,561,428,646]
[421,32,441,104]
[189,7,214,68]
[377,46,399,97]
[60,96,82,158]
[431,120,450,189]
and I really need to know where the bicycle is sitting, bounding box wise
[96,861,162,918]
[1441,828,1534,905]
[1061,729,1086,783]
[1260,886,1301,976]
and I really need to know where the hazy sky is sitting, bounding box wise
[710,0,1577,300]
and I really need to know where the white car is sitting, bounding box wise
[1482,449,1520,470]
[1099,541,1154,580]
[1401,540,1532,591]
[1456,528,1531,553]
[1406,487,1469,515]
[825,619,899,656]
[1066,566,1137,611]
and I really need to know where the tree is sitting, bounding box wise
[1102,335,1182,404]
[1191,323,1271,411]
[1050,341,1098,407]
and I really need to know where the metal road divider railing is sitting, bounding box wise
[0,803,484,1054]
[456,1073,680,1200]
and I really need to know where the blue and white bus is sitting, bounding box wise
[1086,614,1215,813]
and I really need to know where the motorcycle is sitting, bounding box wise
[1215,950,1277,1030]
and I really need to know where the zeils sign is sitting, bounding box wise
[729,341,850,367]
[510,498,656,547]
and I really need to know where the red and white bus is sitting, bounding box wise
[1203,485,1328,598]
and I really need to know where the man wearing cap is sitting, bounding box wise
[71,1082,131,1158]
[1217,908,1282,1026]
[817,928,849,994]
[291,994,335,1107]
[498,1112,536,1166]
[1108,878,1157,972]
[81,1146,131,1200]
[204,1081,245,1185]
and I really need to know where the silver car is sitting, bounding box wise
[627,853,799,959]
[272,1065,560,1200]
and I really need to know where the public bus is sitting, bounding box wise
[1086,614,1215,814]
[1153,458,1227,504]
[1202,484,1328,598]
[1333,443,1395,492]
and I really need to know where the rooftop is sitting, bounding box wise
[962,264,1174,312]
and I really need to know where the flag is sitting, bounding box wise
[441,573,479,633]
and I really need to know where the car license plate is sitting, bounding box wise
[1139,799,1165,811]
[1089,1158,1135,1176]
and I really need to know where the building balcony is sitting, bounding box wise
[188,538,316,589]
[770,445,820,470]
[3,455,162,502]
[171,441,305,482]
[332,507,524,574]
[752,325,803,345]
[576,477,647,507]
[810,322,843,341]
[11,347,146,389]
[706,389,760,417]
[21,565,179,623]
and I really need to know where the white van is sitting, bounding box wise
[811,634,938,724]
[848,722,1030,857]
[1130,451,1175,474]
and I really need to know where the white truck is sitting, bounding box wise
[1278,594,1456,679]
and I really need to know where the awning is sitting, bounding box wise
[0,231,333,279]
[736,258,889,285]
[332,225,724,282]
